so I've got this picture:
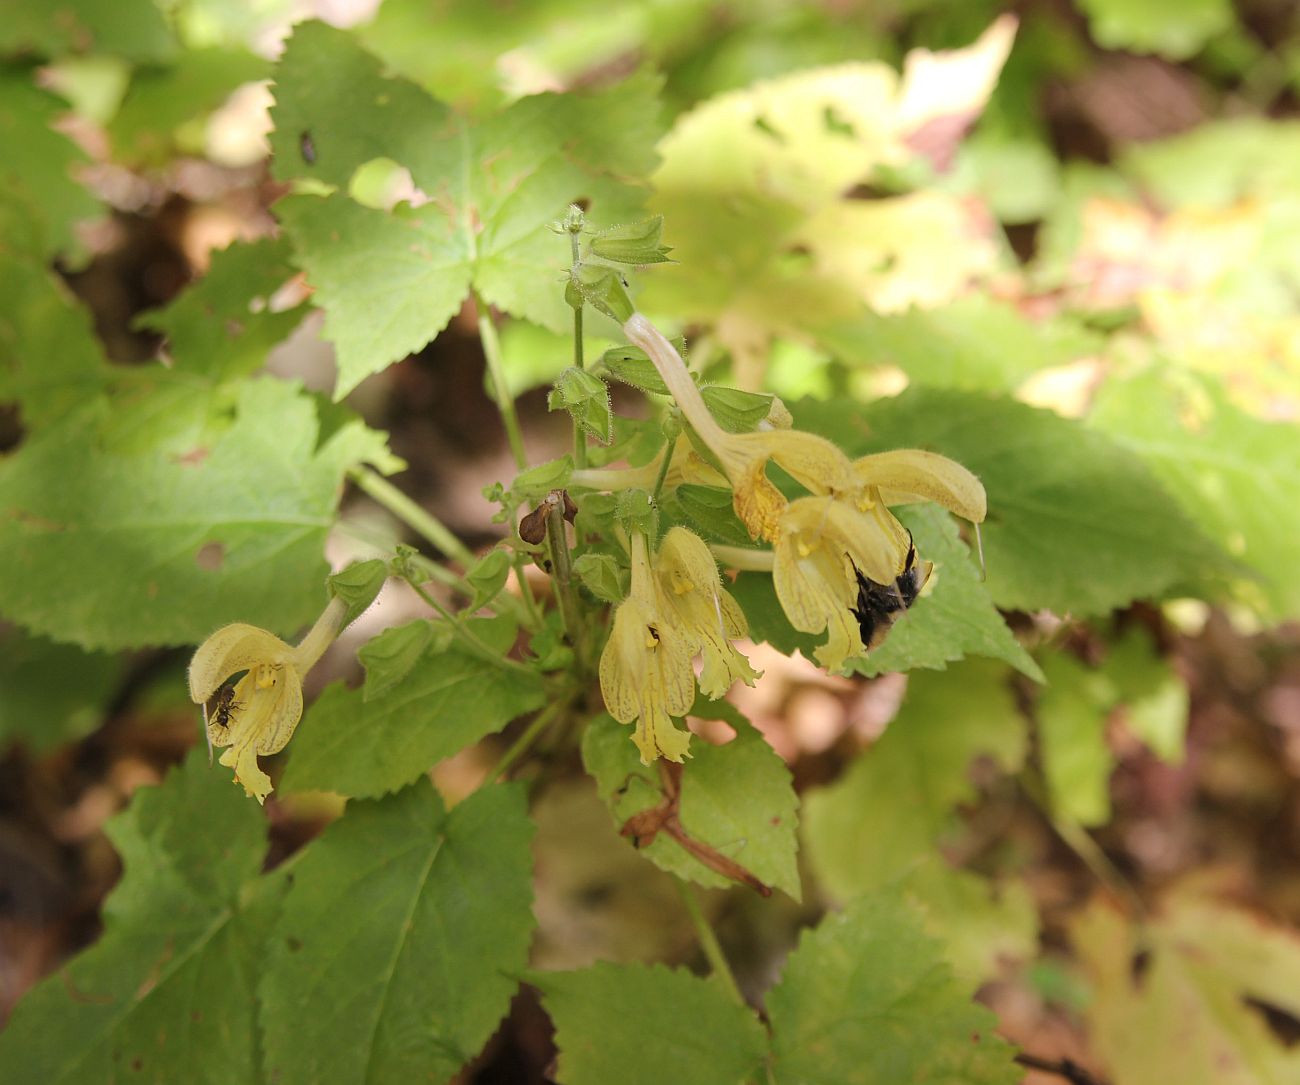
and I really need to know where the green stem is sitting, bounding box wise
[492,697,569,782]
[650,442,673,502]
[570,229,589,471]
[511,551,545,628]
[405,579,535,679]
[545,499,584,656]
[474,291,528,470]
[675,879,744,1007]
[347,466,476,568]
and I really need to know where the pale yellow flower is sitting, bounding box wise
[188,597,346,803]
[599,533,695,763]
[655,526,760,698]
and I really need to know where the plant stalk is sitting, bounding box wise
[675,879,744,1007]
[473,291,528,470]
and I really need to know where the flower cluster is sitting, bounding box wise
[188,597,347,803]
[622,314,986,674]
[599,526,759,763]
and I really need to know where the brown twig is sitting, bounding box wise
[1014,1052,1109,1085]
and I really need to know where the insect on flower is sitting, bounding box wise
[852,536,933,651]
[201,683,241,766]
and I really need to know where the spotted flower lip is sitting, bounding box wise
[599,528,758,763]
[599,533,695,764]
[188,596,346,804]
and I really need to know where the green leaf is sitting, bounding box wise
[134,237,305,381]
[358,618,436,701]
[796,388,1227,616]
[599,341,674,394]
[582,700,801,900]
[270,23,660,395]
[107,47,270,164]
[0,251,106,428]
[534,961,768,1085]
[672,484,754,547]
[852,506,1043,681]
[1076,0,1233,60]
[1089,370,1300,619]
[0,70,101,258]
[282,642,546,798]
[0,0,176,62]
[510,455,574,505]
[572,551,626,604]
[0,749,273,1083]
[1102,626,1188,763]
[1036,652,1115,827]
[0,378,391,649]
[466,547,512,609]
[803,661,1025,899]
[766,894,1021,1085]
[566,262,635,323]
[548,367,614,445]
[0,629,120,750]
[588,214,673,266]
[729,506,1042,680]
[260,780,535,1085]
[814,294,1103,394]
[700,385,773,433]
[326,559,388,627]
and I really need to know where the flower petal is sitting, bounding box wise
[188,623,292,703]
[220,742,274,805]
[853,449,987,522]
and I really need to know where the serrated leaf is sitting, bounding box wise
[582,700,801,900]
[0,749,273,1084]
[0,628,120,751]
[803,661,1025,899]
[795,388,1228,616]
[1074,886,1300,1085]
[0,70,101,259]
[548,366,614,445]
[260,780,535,1085]
[270,23,660,395]
[766,893,1020,1085]
[1090,370,1300,619]
[358,618,436,701]
[0,378,390,649]
[282,641,545,797]
[1036,652,1115,827]
[134,237,306,381]
[534,961,768,1085]
[729,506,1042,680]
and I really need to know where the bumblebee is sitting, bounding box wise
[852,538,932,651]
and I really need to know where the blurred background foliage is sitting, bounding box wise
[3,1,1300,1082]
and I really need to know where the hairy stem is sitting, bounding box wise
[347,466,476,568]
[474,291,528,470]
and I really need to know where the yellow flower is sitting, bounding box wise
[599,533,695,764]
[188,597,346,804]
[620,312,987,672]
[655,526,760,699]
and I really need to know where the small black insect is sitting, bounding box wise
[852,537,931,651]
[299,129,316,165]
[202,684,241,765]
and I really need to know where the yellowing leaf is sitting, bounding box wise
[1074,886,1300,1085]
